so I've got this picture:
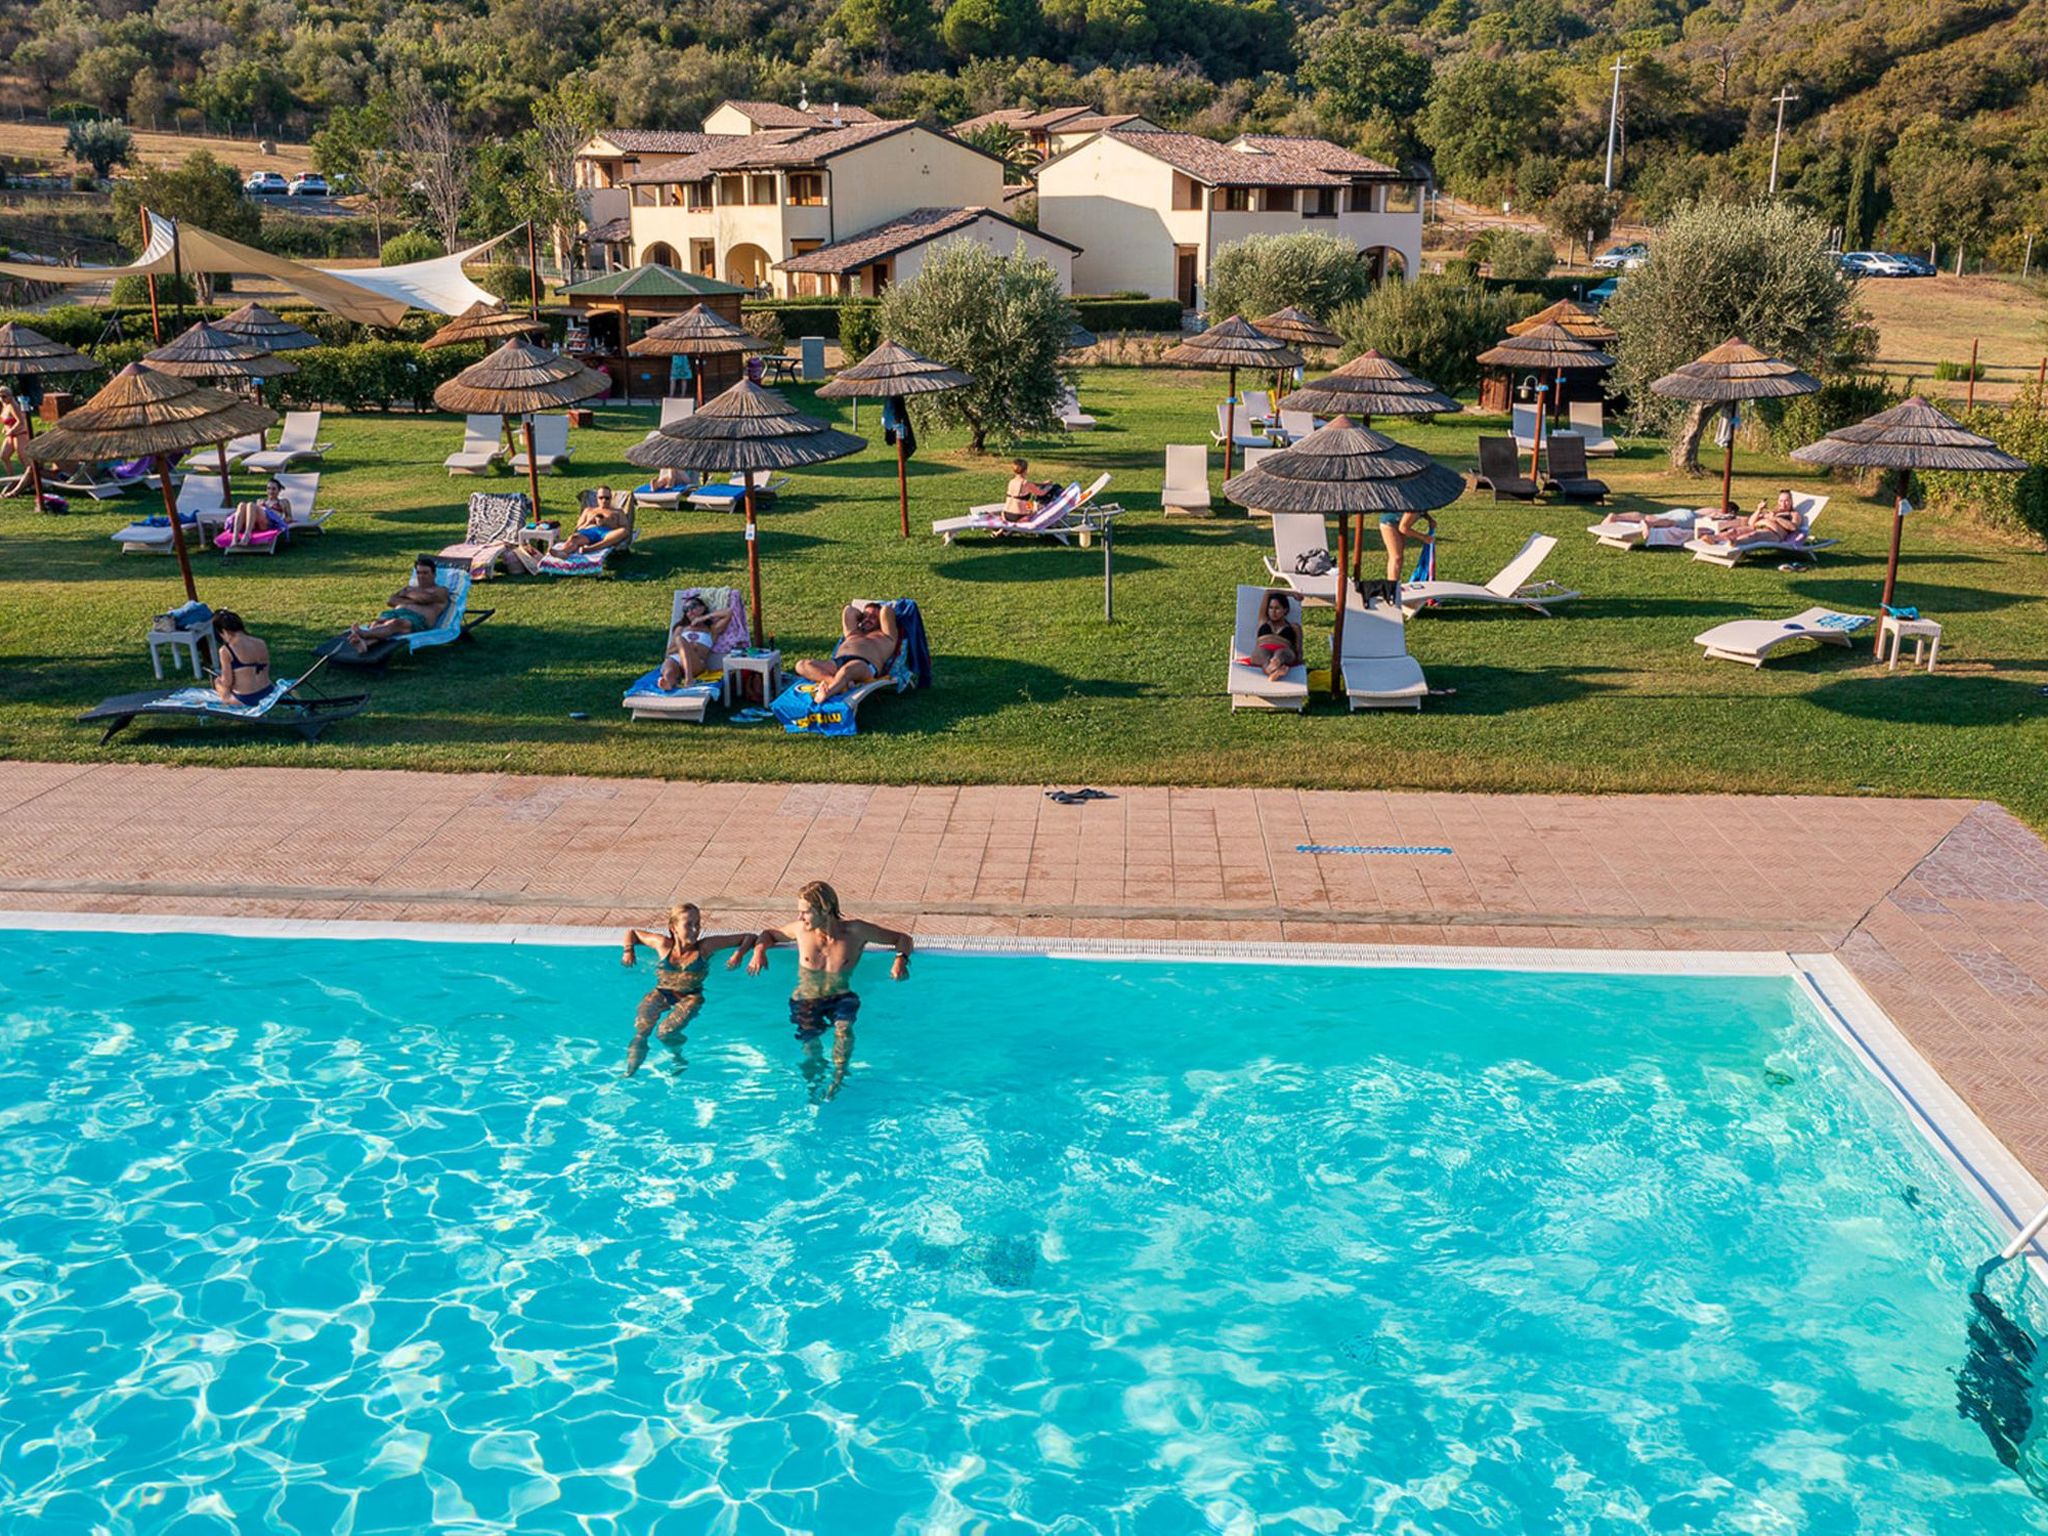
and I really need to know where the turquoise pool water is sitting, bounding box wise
[1,929,2043,1534]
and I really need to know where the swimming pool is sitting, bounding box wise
[2,925,2044,1533]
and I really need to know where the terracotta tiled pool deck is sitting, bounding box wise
[3,763,2046,1179]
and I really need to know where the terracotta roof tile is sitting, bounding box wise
[776,206,1078,273]
[627,121,915,182]
[722,100,880,128]
[1091,130,1399,186]
[590,129,720,156]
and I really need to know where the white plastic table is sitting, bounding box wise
[723,649,783,709]
[147,620,214,680]
[1877,614,1942,672]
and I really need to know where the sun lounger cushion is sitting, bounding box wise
[213,526,284,551]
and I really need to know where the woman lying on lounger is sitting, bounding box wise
[346,556,450,651]
[657,594,735,689]
[1255,590,1302,680]
[553,486,633,555]
[211,611,272,705]
[223,478,293,545]
[795,602,899,703]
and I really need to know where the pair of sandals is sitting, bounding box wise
[1044,787,1114,806]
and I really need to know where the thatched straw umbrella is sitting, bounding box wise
[628,304,770,407]
[626,380,865,646]
[147,321,299,505]
[1278,349,1461,429]
[1222,417,1463,699]
[1792,396,2026,613]
[1257,307,1341,351]
[1476,323,1616,481]
[1506,298,1617,347]
[213,302,321,352]
[432,338,609,518]
[422,300,549,352]
[26,364,275,602]
[0,321,97,516]
[1650,338,1818,516]
[816,339,971,539]
[1160,317,1302,478]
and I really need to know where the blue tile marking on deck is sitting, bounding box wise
[1296,844,1454,856]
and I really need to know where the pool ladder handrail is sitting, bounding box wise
[2001,1200,2048,1264]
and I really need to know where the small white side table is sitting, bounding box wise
[148,621,214,680]
[723,649,783,709]
[1878,615,1942,672]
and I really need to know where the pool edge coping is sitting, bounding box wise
[7,909,2042,1260]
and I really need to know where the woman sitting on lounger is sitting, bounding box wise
[795,602,899,703]
[1697,489,1800,546]
[211,611,272,705]
[224,478,292,545]
[347,556,450,651]
[1004,459,1052,522]
[553,487,632,555]
[1255,591,1302,680]
[657,595,735,690]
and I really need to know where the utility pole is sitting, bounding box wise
[1767,85,1799,195]
[1603,56,1629,190]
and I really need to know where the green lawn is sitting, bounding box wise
[5,366,2046,824]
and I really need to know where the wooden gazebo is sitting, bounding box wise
[557,264,750,401]
[1480,299,1618,414]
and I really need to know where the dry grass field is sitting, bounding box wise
[1858,274,2048,404]
[7,121,317,180]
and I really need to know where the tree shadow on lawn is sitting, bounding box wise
[931,546,1167,582]
[1805,672,2048,727]
[888,655,1152,731]
[1791,574,2037,617]
[1407,662,1624,715]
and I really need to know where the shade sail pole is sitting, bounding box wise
[156,454,197,603]
[1881,467,1908,613]
[745,482,765,648]
[140,208,162,344]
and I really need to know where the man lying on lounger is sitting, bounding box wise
[552,486,633,555]
[346,556,449,652]
[793,602,898,702]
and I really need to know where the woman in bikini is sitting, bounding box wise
[1255,590,1302,680]
[657,594,734,690]
[0,388,29,471]
[224,478,293,545]
[211,611,272,706]
[620,903,755,1076]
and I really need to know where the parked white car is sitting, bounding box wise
[243,171,288,196]
[1840,251,1913,276]
[1593,242,1649,270]
[287,173,330,197]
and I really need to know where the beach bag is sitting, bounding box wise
[1293,547,1334,576]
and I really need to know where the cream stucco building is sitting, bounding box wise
[774,207,1078,296]
[1033,131,1423,308]
[612,119,1008,294]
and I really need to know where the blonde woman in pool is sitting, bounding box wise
[620,902,755,1076]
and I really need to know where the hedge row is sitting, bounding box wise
[742,293,1185,341]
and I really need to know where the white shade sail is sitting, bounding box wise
[0,213,517,327]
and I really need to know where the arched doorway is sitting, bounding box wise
[1362,246,1409,284]
[640,241,679,267]
[725,243,771,289]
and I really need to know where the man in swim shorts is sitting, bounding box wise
[792,602,899,703]
[747,879,912,1042]
[347,556,451,652]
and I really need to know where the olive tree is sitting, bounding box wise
[1204,231,1376,328]
[65,117,132,181]
[876,239,1074,452]
[1602,198,1871,472]
[1329,275,1534,397]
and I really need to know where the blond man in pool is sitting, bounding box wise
[747,882,911,1095]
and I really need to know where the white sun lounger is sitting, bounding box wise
[1241,389,1273,425]
[1161,445,1211,516]
[208,470,336,552]
[509,413,571,475]
[1568,399,1618,455]
[643,398,695,441]
[1212,403,1266,451]
[1228,584,1309,711]
[244,412,330,473]
[45,461,154,499]
[1694,606,1872,667]
[1275,409,1315,442]
[1401,533,1579,616]
[181,431,264,471]
[1340,584,1428,710]
[111,475,236,551]
[622,586,749,722]
[1057,385,1095,431]
[935,475,1114,545]
[1262,512,1340,606]
[1685,497,1835,565]
[1587,507,1712,551]
[1512,403,1542,452]
[445,415,506,475]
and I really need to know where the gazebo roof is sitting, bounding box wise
[1507,298,1617,345]
[559,264,747,301]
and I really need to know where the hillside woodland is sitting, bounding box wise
[1,0,2046,262]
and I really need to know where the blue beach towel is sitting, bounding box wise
[622,668,720,703]
[769,599,930,735]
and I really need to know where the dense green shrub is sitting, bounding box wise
[1203,231,1377,327]
[743,300,844,338]
[380,231,445,266]
[1478,229,1556,281]
[110,274,198,307]
[475,264,535,305]
[272,341,472,412]
[261,217,380,260]
[837,297,881,360]
[1918,385,2048,542]
[1760,374,1900,456]
[1331,276,1536,397]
